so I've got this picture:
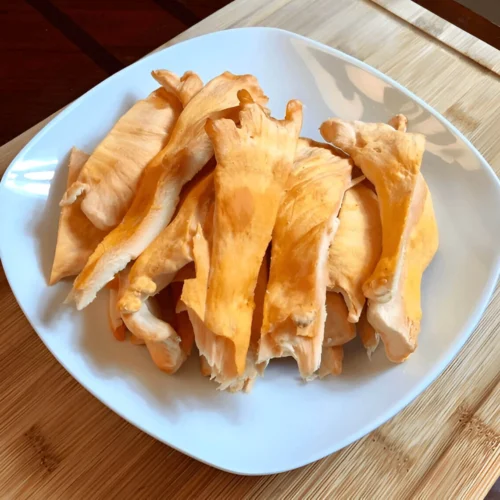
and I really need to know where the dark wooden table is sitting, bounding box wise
[1,0,500,147]
[0,0,230,147]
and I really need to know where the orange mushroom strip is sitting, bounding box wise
[259,139,352,379]
[50,147,107,284]
[366,175,438,362]
[68,72,268,310]
[118,266,186,374]
[327,182,382,322]
[203,92,303,378]
[319,293,355,377]
[60,73,198,229]
[319,346,344,378]
[118,172,214,313]
[320,117,426,304]
[108,285,127,342]
[358,306,380,358]
[181,225,268,392]
[169,282,195,358]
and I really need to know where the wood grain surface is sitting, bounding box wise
[371,0,500,75]
[1,0,499,498]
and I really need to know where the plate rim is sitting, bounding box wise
[0,26,499,475]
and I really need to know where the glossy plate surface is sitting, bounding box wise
[1,28,499,475]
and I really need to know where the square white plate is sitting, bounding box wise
[1,28,499,475]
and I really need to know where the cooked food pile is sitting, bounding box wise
[51,70,439,392]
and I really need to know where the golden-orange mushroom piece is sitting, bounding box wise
[324,292,356,347]
[319,293,355,378]
[179,226,210,351]
[176,310,195,358]
[327,182,382,322]
[118,266,186,374]
[320,118,426,304]
[388,114,408,132]
[358,306,380,358]
[258,139,351,379]
[169,282,195,358]
[367,176,438,362]
[180,225,231,388]
[204,92,303,377]
[60,74,192,229]
[181,225,268,392]
[69,72,268,310]
[108,285,127,342]
[118,173,214,314]
[319,346,344,378]
[50,147,108,284]
[152,70,203,107]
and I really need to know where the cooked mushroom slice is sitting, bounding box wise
[60,72,198,229]
[69,72,268,310]
[320,117,426,304]
[319,292,355,378]
[358,306,380,359]
[204,91,302,378]
[118,266,186,374]
[50,147,107,284]
[327,181,382,322]
[107,279,127,342]
[259,139,351,379]
[118,173,214,314]
[367,176,438,363]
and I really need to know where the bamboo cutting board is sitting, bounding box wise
[0,0,499,498]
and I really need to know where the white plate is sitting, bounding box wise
[1,27,499,475]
